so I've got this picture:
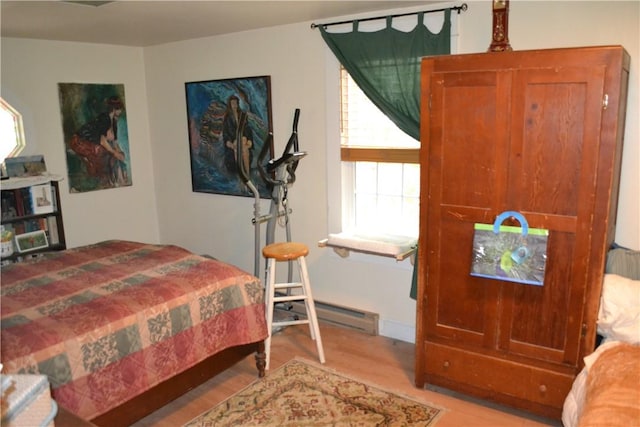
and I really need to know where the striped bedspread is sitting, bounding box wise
[1,240,268,420]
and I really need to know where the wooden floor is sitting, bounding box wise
[132,321,561,427]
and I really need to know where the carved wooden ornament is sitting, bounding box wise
[488,0,513,52]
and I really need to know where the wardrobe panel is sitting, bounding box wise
[507,232,577,352]
[509,67,606,218]
[437,79,500,208]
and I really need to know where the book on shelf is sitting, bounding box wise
[13,189,25,216]
[12,222,26,235]
[1,182,59,219]
[1,176,65,259]
[50,182,58,211]
[1,191,18,220]
[47,216,59,245]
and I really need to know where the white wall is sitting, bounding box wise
[2,1,638,343]
[1,39,160,246]
[460,1,640,251]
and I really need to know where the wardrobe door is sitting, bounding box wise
[421,68,511,348]
[500,65,609,366]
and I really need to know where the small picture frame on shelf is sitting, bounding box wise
[15,230,48,253]
[4,155,47,178]
[30,183,54,215]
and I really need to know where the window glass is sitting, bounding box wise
[340,69,419,237]
[0,98,26,162]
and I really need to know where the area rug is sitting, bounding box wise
[184,358,444,426]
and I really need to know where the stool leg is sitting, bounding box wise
[298,256,325,364]
[295,259,315,340]
[264,258,276,370]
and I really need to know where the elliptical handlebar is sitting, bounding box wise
[257,108,306,188]
[292,108,300,142]
[286,108,301,174]
[257,132,278,188]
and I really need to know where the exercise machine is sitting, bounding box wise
[236,108,306,280]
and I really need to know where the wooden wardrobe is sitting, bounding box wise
[415,46,629,418]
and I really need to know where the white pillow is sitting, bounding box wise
[597,274,640,344]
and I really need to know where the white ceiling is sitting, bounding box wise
[1,0,431,47]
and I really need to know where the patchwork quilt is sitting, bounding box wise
[1,240,268,420]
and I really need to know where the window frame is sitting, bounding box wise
[340,147,419,164]
[0,98,26,162]
[339,65,421,238]
[324,11,457,262]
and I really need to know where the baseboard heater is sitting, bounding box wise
[283,300,379,336]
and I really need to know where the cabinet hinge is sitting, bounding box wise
[602,94,609,110]
[581,323,587,337]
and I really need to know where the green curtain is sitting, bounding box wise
[319,10,451,140]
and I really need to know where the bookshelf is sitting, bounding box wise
[1,175,66,263]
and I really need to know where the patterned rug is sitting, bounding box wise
[184,358,444,426]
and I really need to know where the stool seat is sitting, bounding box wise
[262,242,309,261]
[262,241,325,370]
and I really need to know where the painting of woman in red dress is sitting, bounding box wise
[58,84,132,192]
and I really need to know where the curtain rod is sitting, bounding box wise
[310,3,467,29]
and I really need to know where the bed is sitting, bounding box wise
[562,247,640,427]
[0,240,268,425]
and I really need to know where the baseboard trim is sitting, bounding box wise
[286,300,379,335]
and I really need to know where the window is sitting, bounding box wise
[340,68,419,238]
[325,10,457,250]
[0,98,26,162]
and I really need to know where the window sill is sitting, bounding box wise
[318,232,417,263]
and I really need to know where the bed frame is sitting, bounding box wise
[90,341,266,426]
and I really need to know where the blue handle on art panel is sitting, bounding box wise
[493,211,529,237]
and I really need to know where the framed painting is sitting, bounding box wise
[58,83,132,193]
[15,230,48,253]
[185,75,273,198]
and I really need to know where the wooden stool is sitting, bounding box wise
[262,242,325,370]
